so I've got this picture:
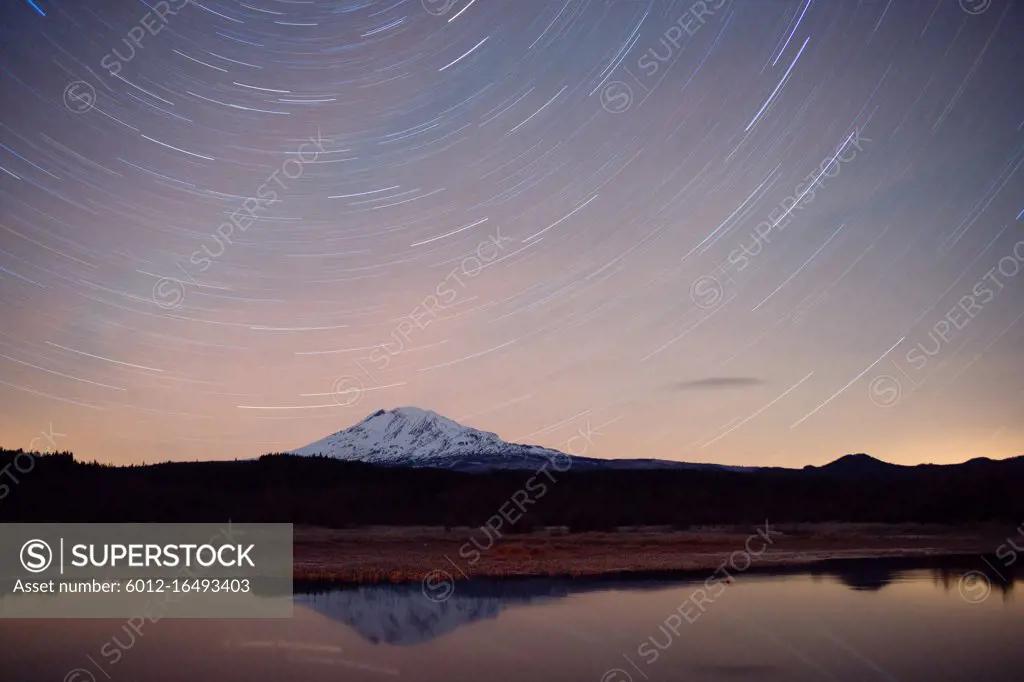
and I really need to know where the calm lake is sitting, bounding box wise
[3,559,1021,682]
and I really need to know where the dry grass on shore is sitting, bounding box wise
[291,523,1000,584]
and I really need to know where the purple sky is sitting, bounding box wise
[1,0,1022,466]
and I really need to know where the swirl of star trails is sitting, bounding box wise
[0,0,1019,469]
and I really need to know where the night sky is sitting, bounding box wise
[0,0,1021,467]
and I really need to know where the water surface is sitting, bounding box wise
[3,559,1021,682]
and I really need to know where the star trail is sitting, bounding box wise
[0,0,1021,466]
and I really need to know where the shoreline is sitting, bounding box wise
[291,522,1008,584]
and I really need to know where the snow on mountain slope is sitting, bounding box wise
[290,406,565,466]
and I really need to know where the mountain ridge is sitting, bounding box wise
[289,407,1016,473]
[290,406,763,472]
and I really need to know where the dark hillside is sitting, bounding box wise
[2,449,1022,528]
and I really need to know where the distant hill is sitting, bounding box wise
[804,452,1024,478]
[806,453,905,475]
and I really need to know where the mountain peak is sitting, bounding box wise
[835,453,886,463]
[291,407,562,467]
[817,453,897,473]
[366,406,436,419]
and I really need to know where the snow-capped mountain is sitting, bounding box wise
[290,406,757,472]
[290,406,572,470]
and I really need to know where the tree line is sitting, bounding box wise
[1,449,1022,529]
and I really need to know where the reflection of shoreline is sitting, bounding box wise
[293,558,1017,645]
[292,555,1020,593]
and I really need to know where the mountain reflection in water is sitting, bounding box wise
[295,557,1018,645]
